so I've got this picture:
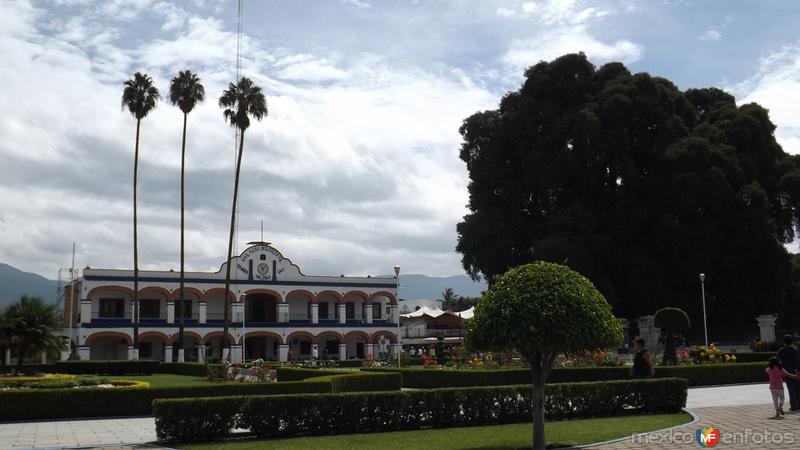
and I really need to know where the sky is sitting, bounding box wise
[1,0,799,280]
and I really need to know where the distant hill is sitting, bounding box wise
[0,263,59,306]
[392,273,486,300]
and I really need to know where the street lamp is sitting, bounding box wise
[394,265,401,368]
[699,273,708,348]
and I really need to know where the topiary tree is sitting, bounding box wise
[654,307,691,366]
[466,262,623,450]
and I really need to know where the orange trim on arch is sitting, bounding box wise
[138,286,171,299]
[243,288,284,303]
[371,331,397,344]
[343,291,370,303]
[343,331,370,342]
[240,331,284,345]
[168,331,202,345]
[315,330,344,341]
[286,289,315,303]
[84,331,132,346]
[203,331,236,345]
[170,287,203,300]
[315,290,342,302]
[86,285,134,300]
[201,288,236,302]
[138,331,169,343]
[286,331,315,343]
[370,291,397,305]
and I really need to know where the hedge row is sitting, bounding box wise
[731,352,774,363]
[154,378,688,442]
[363,362,768,388]
[305,372,402,392]
[0,381,331,421]
[275,367,354,382]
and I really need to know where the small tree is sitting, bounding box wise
[654,307,691,365]
[1,296,63,368]
[467,262,622,450]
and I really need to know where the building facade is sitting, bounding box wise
[63,243,399,363]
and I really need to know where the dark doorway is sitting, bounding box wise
[246,294,277,322]
[356,342,364,359]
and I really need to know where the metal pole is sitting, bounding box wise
[69,243,76,357]
[242,294,246,364]
[700,273,708,348]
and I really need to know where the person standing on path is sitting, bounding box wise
[777,335,799,411]
[632,337,654,379]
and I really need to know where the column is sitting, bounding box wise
[391,342,401,356]
[80,300,92,324]
[60,349,70,361]
[197,345,206,363]
[311,303,319,324]
[41,353,47,364]
[178,348,185,362]
[232,302,244,323]
[390,304,399,324]
[198,301,207,324]
[78,346,90,360]
[127,346,137,360]
[339,343,348,360]
[167,301,175,324]
[338,303,346,324]
[637,315,659,349]
[365,304,373,324]
[278,344,289,362]
[365,343,374,359]
[164,345,173,363]
[4,348,10,365]
[756,314,778,343]
[278,303,289,323]
[230,345,243,364]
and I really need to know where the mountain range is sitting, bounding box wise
[0,263,485,307]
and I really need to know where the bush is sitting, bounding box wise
[732,352,774,363]
[0,380,331,421]
[306,372,402,392]
[54,360,160,375]
[364,363,767,388]
[154,378,687,442]
[275,367,352,382]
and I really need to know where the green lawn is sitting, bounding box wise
[109,374,216,388]
[179,413,691,450]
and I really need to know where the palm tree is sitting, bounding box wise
[122,72,160,356]
[169,70,205,361]
[1,296,63,368]
[219,77,267,360]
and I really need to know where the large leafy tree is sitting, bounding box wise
[467,262,622,450]
[0,296,63,368]
[169,70,205,360]
[219,77,268,359]
[457,53,800,338]
[122,72,160,355]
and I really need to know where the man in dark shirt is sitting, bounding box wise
[777,335,800,411]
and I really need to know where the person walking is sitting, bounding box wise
[632,337,654,379]
[766,357,799,418]
[777,335,799,411]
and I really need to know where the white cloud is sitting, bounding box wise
[518,0,610,25]
[502,26,643,73]
[699,29,722,42]
[734,43,800,155]
[341,0,371,9]
[496,7,516,17]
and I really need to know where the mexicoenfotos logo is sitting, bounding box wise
[696,426,720,447]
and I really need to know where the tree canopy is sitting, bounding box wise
[0,296,63,367]
[457,53,800,337]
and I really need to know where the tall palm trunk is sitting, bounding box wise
[223,128,246,360]
[178,113,187,356]
[132,119,141,354]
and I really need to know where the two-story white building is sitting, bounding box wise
[63,242,399,363]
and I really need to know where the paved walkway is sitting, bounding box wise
[0,383,786,449]
[588,382,800,449]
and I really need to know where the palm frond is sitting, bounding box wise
[121,72,161,119]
